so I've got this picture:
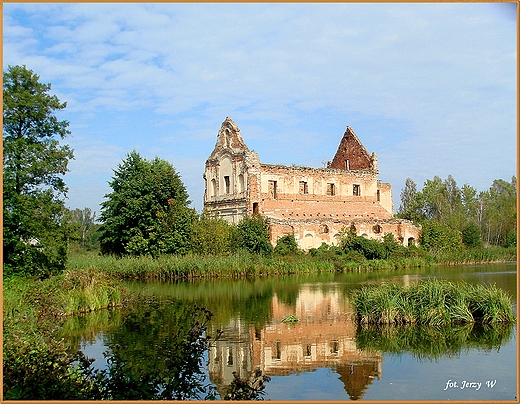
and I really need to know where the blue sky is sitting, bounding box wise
[3,3,517,214]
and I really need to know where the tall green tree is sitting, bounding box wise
[3,65,74,277]
[98,151,191,256]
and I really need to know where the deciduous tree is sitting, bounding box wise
[3,65,74,277]
[98,151,191,256]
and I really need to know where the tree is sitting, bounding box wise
[397,178,418,218]
[3,65,74,277]
[234,214,273,255]
[98,151,191,256]
[70,207,100,251]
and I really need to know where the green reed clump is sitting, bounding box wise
[351,279,515,326]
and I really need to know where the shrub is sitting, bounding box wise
[274,234,299,256]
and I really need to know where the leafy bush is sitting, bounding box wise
[234,214,273,255]
[420,220,463,254]
[274,234,299,255]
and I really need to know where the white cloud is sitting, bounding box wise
[3,2,515,213]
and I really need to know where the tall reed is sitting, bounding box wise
[351,279,515,326]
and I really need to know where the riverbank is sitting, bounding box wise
[66,246,516,281]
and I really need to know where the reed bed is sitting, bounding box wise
[68,253,338,280]
[351,279,515,326]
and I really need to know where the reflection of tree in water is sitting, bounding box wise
[355,322,515,361]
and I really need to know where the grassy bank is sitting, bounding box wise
[66,251,439,280]
[66,245,515,281]
[351,278,516,326]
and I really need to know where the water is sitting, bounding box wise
[62,262,517,400]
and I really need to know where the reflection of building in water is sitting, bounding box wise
[207,285,382,400]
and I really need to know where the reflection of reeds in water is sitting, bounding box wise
[351,279,515,326]
[355,322,515,361]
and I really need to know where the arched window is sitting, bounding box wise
[211,179,217,197]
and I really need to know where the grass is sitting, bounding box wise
[350,278,515,326]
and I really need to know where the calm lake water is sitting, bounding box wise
[63,262,517,400]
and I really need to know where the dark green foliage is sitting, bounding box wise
[191,213,237,255]
[420,220,463,254]
[224,368,271,400]
[397,175,517,248]
[4,293,220,400]
[274,234,300,255]
[98,151,191,256]
[462,221,483,248]
[3,65,74,278]
[234,214,273,255]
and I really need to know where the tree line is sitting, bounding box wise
[3,65,516,279]
[397,175,516,251]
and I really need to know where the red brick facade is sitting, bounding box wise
[203,117,421,248]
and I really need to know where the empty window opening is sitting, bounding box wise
[330,341,339,355]
[321,224,329,234]
[274,341,282,360]
[253,202,259,214]
[353,184,360,196]
[299,181,308,194]
[327,183,336,196]
[268,180,278,199]
[373,224,382,234]
[210,179,217,197]
[238,174,245,193]
[227,348,233,366]
[345,160,350,170]
[376,189,380,202]
[408,237,415,246]
[224,176,231,194]
[306,344,312,357]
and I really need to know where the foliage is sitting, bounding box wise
[4,278,221,401]
[224,368,271,400]
[397,175,517,248]
[420,220,463,255]
[274,234,300,255]
[191,213,237,255]
[234,214,273,255]
[92,304,219,400]
[461,221,483,248]
[69,207,100,251]
[3,65,74,278]
[98,150,191,256]
[351,279,515,326]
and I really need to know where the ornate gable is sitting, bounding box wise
[207,117,249,161]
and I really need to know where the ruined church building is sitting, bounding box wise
[203,117,420,250]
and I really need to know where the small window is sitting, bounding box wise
[373,224,382,234]
[253,202,259,214]
[210,179,217,197]
[268,180,277,199]
[299,181,308,195]
[327,183,335,196]
[376,189,380,201]
[224,176,231,194]
[345,160,350,170]
[353,184,360,196]
[320,224,329,234]
[238,174,245,193]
